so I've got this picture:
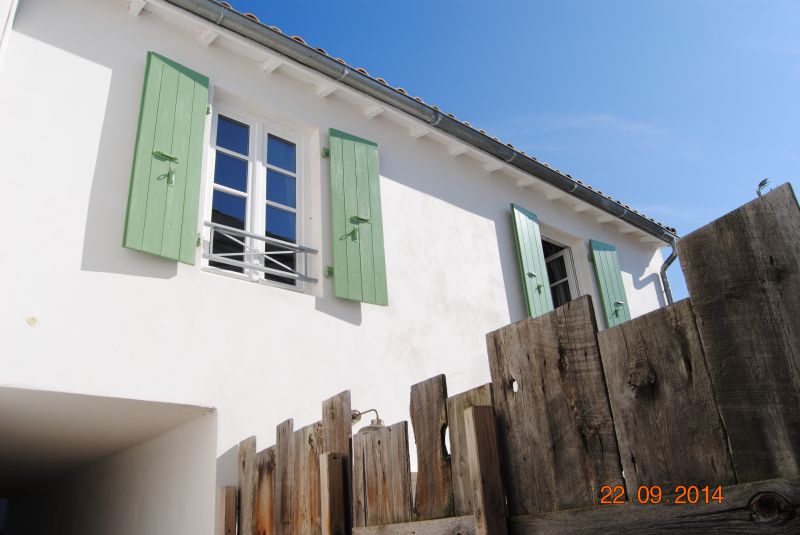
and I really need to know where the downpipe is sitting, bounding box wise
[660,239,678,305]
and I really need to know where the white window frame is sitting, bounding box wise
[202,105,310,292]
[542,237,579,306]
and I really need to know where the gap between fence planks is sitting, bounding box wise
[597,299,736,493]
[677,183,800,483]
[410,374,454,521]
[507,478,800,535]
[486,295,623,515]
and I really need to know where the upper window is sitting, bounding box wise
[542,239,579,308]
[204,111,315,288]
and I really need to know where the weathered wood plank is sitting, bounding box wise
[508,478,800,534]
[677,183,800,482]
[597,299,736,492]
[446,384,493,517]
[322,390,352,455]
[239,436,258,535]
[223,485,237,535]
[256,446,276,535]
[321,452,347,535]
[410,374,454,520]
[353,422,413,526]
[486,295,623,515]
[464,406,507,535]
[274,419,294,535]
[321,391,352,534]
[290,422,324,534]
[352,515,476,535]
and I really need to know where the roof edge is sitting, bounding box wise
[163,0,679,243]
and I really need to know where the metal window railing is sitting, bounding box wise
[203,221,318,284]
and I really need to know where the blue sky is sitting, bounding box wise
[229,0,798,300]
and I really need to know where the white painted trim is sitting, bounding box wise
[261,56,283,74]
[573,204,590,213]
[198,28,219,47]
[128,0,146,17]
[203,103,310,292]
[483,161,504,174]
[408,125,429,139]
[363,104,384,119]
[315,81,337,98]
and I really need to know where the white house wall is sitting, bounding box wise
[0,0,667,461]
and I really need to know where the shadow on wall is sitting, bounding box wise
[78,49,177,279]
[10,0,178,279]
[314,291,362,326]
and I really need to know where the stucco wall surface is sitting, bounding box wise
[0,0,666,458]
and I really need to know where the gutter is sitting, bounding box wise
[164,0,679,244]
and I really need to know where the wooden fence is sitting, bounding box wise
[223,183,800,534]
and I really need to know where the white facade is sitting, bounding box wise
[0,0,668,527]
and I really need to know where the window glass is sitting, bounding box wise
[211,190,246,229]
[551,281,571,308]
[267,135,296,172]
[210,190,247,273]
[216,116,249,156]
[213,152,248,192]
[546,256,568,282]
[266,169,296,208]
[266,205,296,242]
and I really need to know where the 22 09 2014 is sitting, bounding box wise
[600,484,724,505]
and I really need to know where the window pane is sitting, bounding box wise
[210,191,247,273]
[214,152,248,192]
[546,256,568,282]
[216,115,249,155]
[266,169,296,208]
[551,281,571,308]
[267,135,296,173]
[266,205,296,242]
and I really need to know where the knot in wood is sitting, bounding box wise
[749,491,793,525]
[628,355,656,391]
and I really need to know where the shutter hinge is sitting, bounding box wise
[197,232,202,247]
[324,265,334,278]
[206,105,211,116]
[321,147,330,158]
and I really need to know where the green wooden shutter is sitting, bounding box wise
[511,204,553,317]
[589,239,631,328]
[123,51,209,264]
[328,129,388,305]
